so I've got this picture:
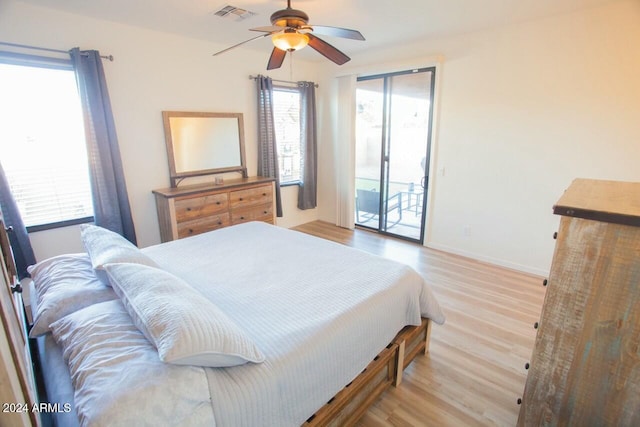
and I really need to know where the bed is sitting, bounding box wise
[18,221,445,426]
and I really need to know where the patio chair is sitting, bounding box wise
[356,189,402,226]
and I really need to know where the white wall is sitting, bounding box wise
[318,0,640,275]
[3,1,639,275]
[0,1,320,260]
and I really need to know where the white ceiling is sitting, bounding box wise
[17,0,620,61]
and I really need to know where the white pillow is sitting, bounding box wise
[49,300,214,426]
[80,224,158,285]
[27,254,117,337]
[104,263,265,367]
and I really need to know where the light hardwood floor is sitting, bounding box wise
[292,221,547,427]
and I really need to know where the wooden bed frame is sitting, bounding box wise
[0,213,433,427]
[305,317,432,426]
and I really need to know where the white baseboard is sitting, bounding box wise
[424,242,549,278]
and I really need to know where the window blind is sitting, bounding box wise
[272,88,302,184]
[5,166,93,228]
[0,61,94,230]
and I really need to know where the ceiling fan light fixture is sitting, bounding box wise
[272,31,309,51]
[213,0,364,69]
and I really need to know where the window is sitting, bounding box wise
[272,87,302,185]
[0,59,93,231]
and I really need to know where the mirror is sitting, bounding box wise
[162,111,247,186]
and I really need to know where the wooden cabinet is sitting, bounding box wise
[517,179,640,426]
[0,213,40,426]
[153,176,276,242]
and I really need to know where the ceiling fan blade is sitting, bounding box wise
[267,48,287,70]
[251,25,284,33]
[307,34,350,65]
[213,33,271,56]
[309,25,365,41]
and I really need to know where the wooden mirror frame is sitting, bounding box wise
[162,111,248,187]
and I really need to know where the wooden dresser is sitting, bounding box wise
[517,179,640,426]
[153,176,276,242]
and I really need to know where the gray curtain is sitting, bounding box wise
[256,75,283,217]
[297,82,317,210]
[70,48,137,244]
[0,162,36,279]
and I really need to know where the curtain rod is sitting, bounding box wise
[0,41,114,61]
[248,75,318,88]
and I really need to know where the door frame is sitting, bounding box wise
[355,66,437,244]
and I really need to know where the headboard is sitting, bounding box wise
[0,211,40,426]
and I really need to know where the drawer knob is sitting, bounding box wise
[517,398,522,405]
[240,216,245,220]
[542,279,548,287]
[239,197,244,201]
[217,221,222,225]
[188,228,193,234]
[525,362,530,370]
[263,211,268,214]
[216,201,221,205]
[186,207,192,211]
[534,322,539,329]
[262,193,266,196]
[553,231,558,239]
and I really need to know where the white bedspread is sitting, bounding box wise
[140,222,444,426]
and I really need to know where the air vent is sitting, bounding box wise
[213,5,257,21]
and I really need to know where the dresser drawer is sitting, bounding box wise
[175,193,228,222]
[229,184,273,209]
[231,203,274,225]
[177,213,230,238]
[154,177,275,242]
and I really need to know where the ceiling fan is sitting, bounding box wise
[213,0,365,70]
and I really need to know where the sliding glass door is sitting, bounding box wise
[354,68,435,243]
